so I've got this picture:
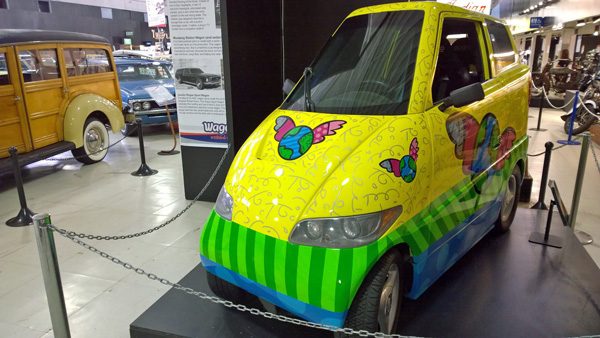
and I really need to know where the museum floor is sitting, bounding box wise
[0,108,599,337]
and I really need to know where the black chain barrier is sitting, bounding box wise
[527,140,577,157]
[49,146,230,240]
[47,222,410,338]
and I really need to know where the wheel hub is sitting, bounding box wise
[500,175,516,223]
[86,128,102,152]
[377,264,400,334]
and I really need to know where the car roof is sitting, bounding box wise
[0,29,109,46]
[348,2,505,24]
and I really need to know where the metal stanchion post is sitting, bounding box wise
[531,142,553,210]
[568,133,593,244]
[529,94,547,131]
[33,213,71,338]
[131,119,158,176]
[5,146,36,226]
[558,90,581,145]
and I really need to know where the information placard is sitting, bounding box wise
[169,0,227,148]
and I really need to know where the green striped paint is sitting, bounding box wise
[199,136,528,313]
[307,247,326,306]
[296,245,313,303]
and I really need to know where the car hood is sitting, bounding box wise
[224,108,423,240]
[120,80,176,101]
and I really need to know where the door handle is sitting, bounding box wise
[63,87,69,96]
[14,95,21,102]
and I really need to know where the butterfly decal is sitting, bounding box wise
[274,116,346,160]
[379,137,419,183]
[446,112,516,177]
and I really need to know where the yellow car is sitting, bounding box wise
[200,2,529,334]
[0,30,124,171]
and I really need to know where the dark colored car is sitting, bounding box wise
[175,67,221,89]
[115,57,177,134]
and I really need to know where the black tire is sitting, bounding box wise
[120,122,138,136]
[206,272,247,303]
[196,81,204,90]
[563,104,596,135]
[341,250,406,337]
[494,165,522,233]
[72,117,109,165]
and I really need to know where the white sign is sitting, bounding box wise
[146,0,167,27]
[144,85,175,107]
[437,0,492,15]
[170,0,227,149]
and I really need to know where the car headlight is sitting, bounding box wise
[142,101,152,110]
[132,102,142,111]
[215,186,233,221]
[289,206,402,248]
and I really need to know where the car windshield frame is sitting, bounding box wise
[116,62,172,82]
[282,10,424,116]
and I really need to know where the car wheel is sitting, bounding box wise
[120,122,138,136]
[206,272,247,303]
[341,250,406,336]
[72,117,109,164]
[494,165,522,233]
[196,81,204,90]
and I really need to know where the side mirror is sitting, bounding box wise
[282,78,295,96]
[439,82,485,112]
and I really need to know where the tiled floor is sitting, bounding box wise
[0,110,598,338]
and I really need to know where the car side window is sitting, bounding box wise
[485,20,516,76]
[19,49,61,82]
[0,53,9,85]
[64,48,112,76]
[432,19,486,103]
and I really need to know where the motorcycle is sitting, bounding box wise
[541,57,581,94]
[561,63,600,135]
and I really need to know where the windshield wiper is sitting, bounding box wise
[303,67,315,112]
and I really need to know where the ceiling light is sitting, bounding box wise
[594,31,599,36]
[538,1,543,4]
[594,17,600,24]
[576,21,586,27]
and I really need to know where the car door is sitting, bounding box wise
[16,44,68,149]
[423,14,502,261]
[0,47,30,158]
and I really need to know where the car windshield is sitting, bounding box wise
[117,63,172,82]
[282,10,423,115]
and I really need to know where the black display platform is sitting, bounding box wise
[130,209,600,337]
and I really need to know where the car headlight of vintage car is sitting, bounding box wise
[289,206,403,248]
[132,102,142,111]
[142,101,152,110]
[215,186,233,221]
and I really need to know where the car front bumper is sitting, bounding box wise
[199,210,387,327]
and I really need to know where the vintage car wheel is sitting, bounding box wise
[72,118,109,164]
[206,272,247,303]
[494,165,522,233]
[342,250,405,336]
[196,81,204,90]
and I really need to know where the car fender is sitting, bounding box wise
[63,93,125,148]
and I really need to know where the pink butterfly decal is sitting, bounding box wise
[312,120,346,144]
[273,116,346,160]
[274,116,297,141]
[379,137,419,183]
